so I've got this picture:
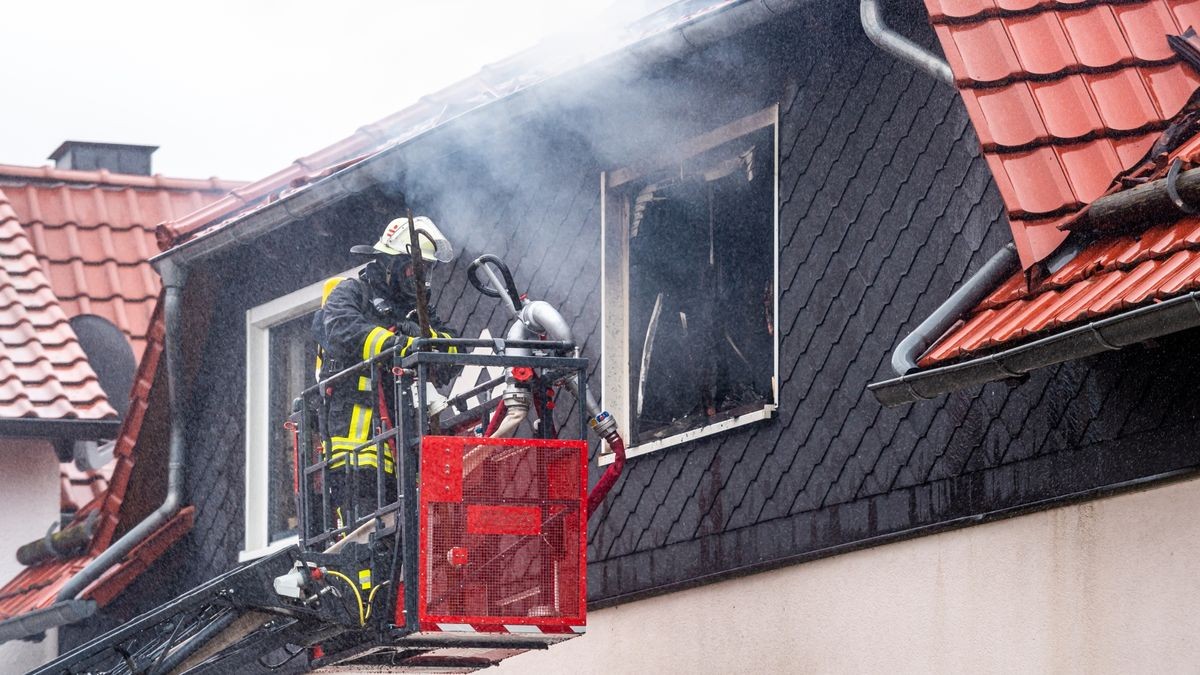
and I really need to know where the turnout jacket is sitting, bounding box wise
[313,262,455,473]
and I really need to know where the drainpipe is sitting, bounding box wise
[57,261,189,602]
[891,243,1019,376]
[860,0,954,86]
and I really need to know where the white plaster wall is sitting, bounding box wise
[496,475,1200,674]
[0,439,62,670]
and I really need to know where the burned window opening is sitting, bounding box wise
[625,126,775,446]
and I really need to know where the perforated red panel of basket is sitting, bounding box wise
[418,436,588,630]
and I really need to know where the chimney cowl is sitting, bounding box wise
[49,141,159,176]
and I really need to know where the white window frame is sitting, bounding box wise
[600,105,780,463]
[241,268,361,561]
[241,269,504,560]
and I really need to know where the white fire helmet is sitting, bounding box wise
[351,216,456,263]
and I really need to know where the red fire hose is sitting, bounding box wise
[586,433,626,518]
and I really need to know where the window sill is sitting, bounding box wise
[599,404,776,465]
[238,534,299,562]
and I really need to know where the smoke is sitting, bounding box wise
[390,0,785,288]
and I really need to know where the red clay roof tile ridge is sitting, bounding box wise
[0,163,245,193]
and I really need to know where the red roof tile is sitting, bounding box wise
[927,0,1200,267]
[0,166,240,360]
[922,209,1200,366]
[0,299,190,623]
[0,188,113,420]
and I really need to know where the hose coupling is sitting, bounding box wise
[502,387,532,412]
[589,410,619,443]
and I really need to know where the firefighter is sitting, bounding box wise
[313,215,458,531]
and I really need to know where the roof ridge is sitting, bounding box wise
[21,219,157,231]
[0,164,245,192]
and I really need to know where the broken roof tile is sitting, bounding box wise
[1142,63,1200,119]
[990,147,1077,215]
[1056,139,1124,204]
[1172,0,1200,30]
[1112,132,1157,167]
[927,1,1200,269]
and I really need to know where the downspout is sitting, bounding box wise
[56,262,189,602]
[860,0,954,86]
[890,243,1019,375]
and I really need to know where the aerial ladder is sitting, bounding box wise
[32,254,626,674]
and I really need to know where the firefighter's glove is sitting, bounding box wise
[430,331,458,354]
[381,333,416,359]
[396,319,424,338]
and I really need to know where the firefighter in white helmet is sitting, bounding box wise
[312,215,459,529]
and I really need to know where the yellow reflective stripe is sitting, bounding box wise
[398,336,415,356]
[437,331,458,354]
[328,448,394,471]
[362,326,393,361]
[357,375,370,391]
[347,404,373,443]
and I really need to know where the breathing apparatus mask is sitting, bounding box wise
[351,215,456,303]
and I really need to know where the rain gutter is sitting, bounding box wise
[860,0,954,86]
[149,0,812,271]
[54,265,189,603]
[0,600,96,644]
[869,288,1200,406]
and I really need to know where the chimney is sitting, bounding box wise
[49,141,158,175]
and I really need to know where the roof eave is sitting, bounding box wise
[0,417,121,440]
[869,291,1200,406]
[0,599,96,644]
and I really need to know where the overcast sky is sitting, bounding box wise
[1,1,631,181]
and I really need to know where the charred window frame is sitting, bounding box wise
[242,268,360,560]
[601,106,779,459]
